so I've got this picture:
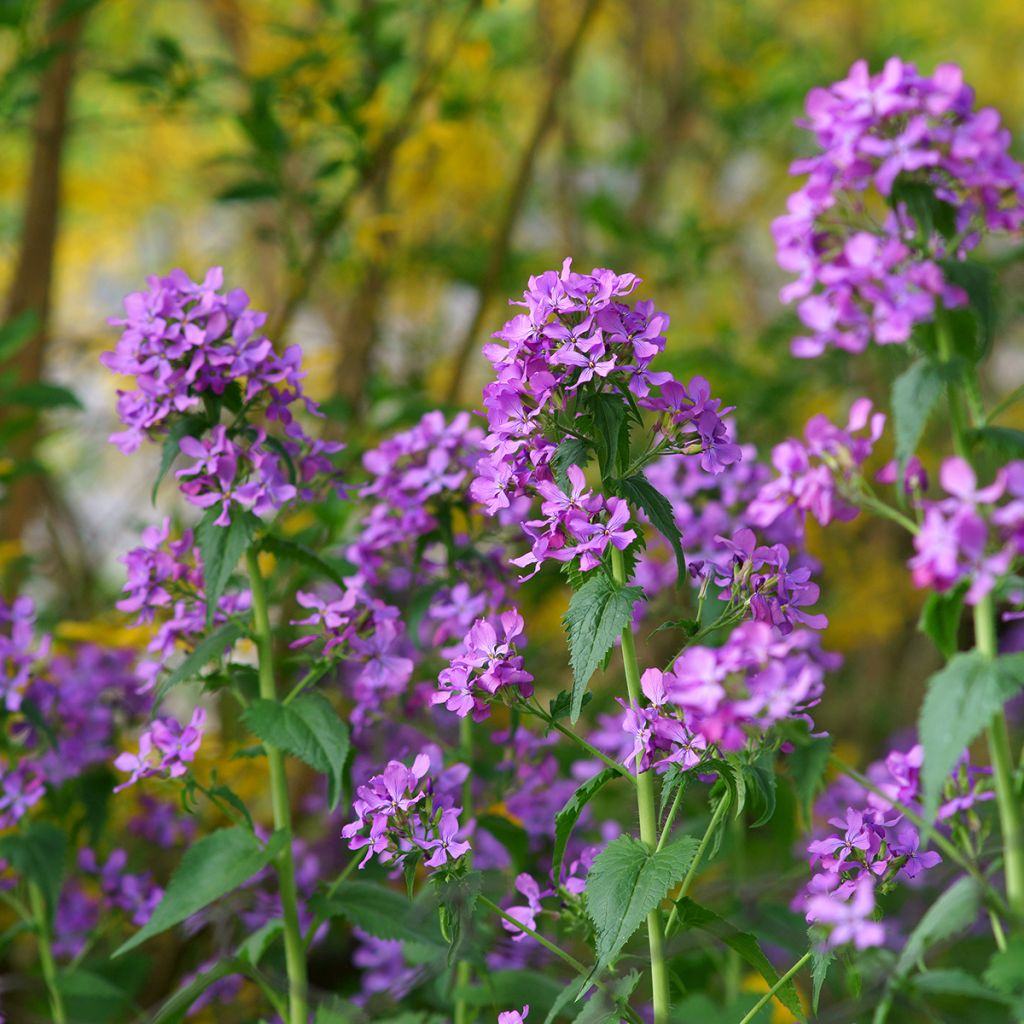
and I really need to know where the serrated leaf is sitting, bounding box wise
[584,834,699,987]
[196,509,254,625]
[588,393,628,479]
[918,652,1024,820]
[548,689,591,722]
[154,621,243,705]
[259,533,351,588]
[242,693,350,810]
[674,898,805,1020]
[811,945,833,1013]
[891,360,946,472]
[551,767,619,885]
[917,584,966,659]
[552,438,592,492]
[895,875,980,977]
[563,575,644,723]
[984,935,1024,996]
[312,880,443,947]
[615,473,686,581]
[115,827,285,956]
[911,967,1011,1003]
[0,821,65,919]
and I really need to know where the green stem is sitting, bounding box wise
[611,546,669,1024]
[656,785,686,852]
[478,896,645,1024]
[454,715,474,1024]
[735,952,811,1024]
[976,595,1024,919]
[665,792,732,937]
[29,882,65,1024]
[546,717,637,784]
[246,550,308,1024]
[152,958,287,1024]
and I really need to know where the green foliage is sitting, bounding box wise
[154,621,244,705]
[785,730,833,823]
[115,827,286,956]
[613,473,686,580]
[0,821,65,919]
[551,767,620,885]
[584,834,699,986]
[918,652,1024,820]
[891,359,946,472]
[673,898,804,1020]
[196,508,255,624]
[242,693,351,810]
[432,871,483,965]
[917,584,966,659]
[971,425,1024,460]
[312,881,444,947]
[258,533,353,588]
[563,575,644,723]
[552,437,592,491]
[894,876,980,977]
[811,946,834,1014]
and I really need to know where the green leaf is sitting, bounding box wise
[552,438,592,492]
[0,821,65,918]
[584,834,699,987]
[917,584,966,659]
[787,733,833,822]
[1,379,82,409]
[242,694,350,810]
[891,360,946,471]
[911,967,1011,1003]
[588,393,628,479]
[811,945,834,1013]
[551,767,619,886]
[548,689,591,722]
[941,259,997,361]
[311,880,443,947]
[891,177,957,242]
[741,752,777,827]
[572,970,640,1023]
[563,575,644,723]
[918,652,1024,820]
[237,917,282,966]
[0,310,38,362]
[258,533,351,588]
[477,814,530,873]
[971,425,1024,460]
[895,875,980,977]
[56,969,136,1023]
[114,827,285,956]
[984,935,1024,997]
[217,178,279,202]
[544,977,587,1024]
[154,621,244,705]
[615,473,686,581]
[674,898,804,1020]
[196,509,254,625]
[432,871,483,965]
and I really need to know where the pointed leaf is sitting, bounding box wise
[154,621,243,705]
[615,473,686,581]
[196,509,254,625]
[891,360,946,472]
[551,767,620,885]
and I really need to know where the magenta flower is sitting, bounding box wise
[498,1007,529,1024]
[417,808,471,867]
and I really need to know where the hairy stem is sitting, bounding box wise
[246,550,308,1024]
[29,881,65,1024]
[610,545,669,1024]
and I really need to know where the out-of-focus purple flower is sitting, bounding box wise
[501,873,550,942]
[775,59,1024,357]
[498,1007,530,1024]
[113,707,207,791]
[806,875,886,949]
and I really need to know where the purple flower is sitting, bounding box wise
[417,808,471,867]
[498,1007,530,1024]
[806,876,885,949]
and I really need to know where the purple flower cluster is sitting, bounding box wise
[0,760,44,829]
[0,595,49,712]
[342,752,470,869]
[103,267,343,520]
[908,456,1024,604]
[471,260,739,572]
[623,622,835,768]
[797,743,991,949]
[775,59,1024,357]
[434,609,534,720]
[118,518,251,693]
[113,707,207,791]
[747,398,886,539]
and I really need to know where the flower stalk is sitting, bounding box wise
[246,549,309,1024]
[611,545,669,1024]
[29,881,66,1024]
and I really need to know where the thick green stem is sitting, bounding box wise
[735,952,811,1024]
[29,882,65,1024]
[976,595,1024,919]
[246,550,308,1024]
[611,546,669,1024]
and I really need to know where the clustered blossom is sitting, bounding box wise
[908,456,1024,605]
[797,743,991,949]
[623,623,835,770]
[113,707,207,791]
[0,595,49,712]
[103,267,343,520]
[747,398,886,540]
[117,518,251,693]
[775,58,1024,357]
[434,609,534,720]
[342,752,470,870]
[290,579,414,729]
[471,260,740,574]
[347,411,513,650]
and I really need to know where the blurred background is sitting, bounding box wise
[3,0,1024,855]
